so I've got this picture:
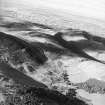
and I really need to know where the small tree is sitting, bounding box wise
[66,89,77,97]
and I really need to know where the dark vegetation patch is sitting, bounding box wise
[0,32,47,64]
[33,32,105,64]
[0,21,53,31]
[31,42,68,55]
[73,39,105,51]
[27,31,51,37]
[67,28,105,46]
[0,86,88,105]
[31,22,53,29]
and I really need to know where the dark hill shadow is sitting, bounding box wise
[0,32,47,64]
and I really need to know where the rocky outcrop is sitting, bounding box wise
[75,78,105,94]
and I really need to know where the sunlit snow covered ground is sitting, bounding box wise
[77,89,105,105]
[0,0,105,105]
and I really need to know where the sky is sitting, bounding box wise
[1,0,105,21]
